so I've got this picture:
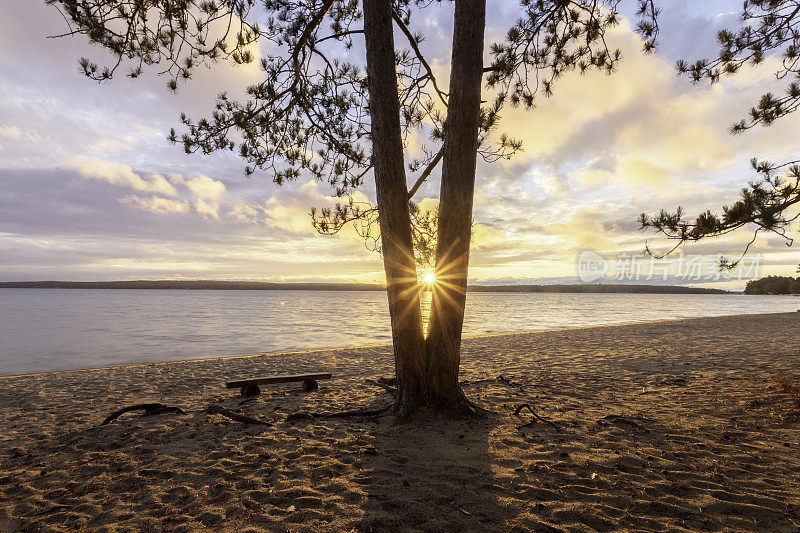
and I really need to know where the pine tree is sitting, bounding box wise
[47,0,659,417]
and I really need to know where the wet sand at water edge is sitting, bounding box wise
[0,312,799,531]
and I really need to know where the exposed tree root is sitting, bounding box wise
[396,389,492,421]
[207,404,271,426]
[31,504,73,517]
[100,380,492,429]
[365,379,397,397]
[285,403,395,423]
[461,375,517,386]
[513,403,561,432]
[101,402,271,427]
[457,396,493,418]
[100,403,186,426]
[292,379,491,423]
[597,415,651,432]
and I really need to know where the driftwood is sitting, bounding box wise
[206,404,271,426]
[100,403,185,426]
[513,403,561,432]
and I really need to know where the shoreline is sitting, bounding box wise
[1,312,799,530]
[1,310,797,380]
[0,281,733,294]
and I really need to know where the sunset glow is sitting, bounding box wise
[1,2,799,290]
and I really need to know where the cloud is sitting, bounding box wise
[119,195,190,215]
[256,180,376,240]
[489,19,800,195]
[0,124,45,142]
[88,138,134,153]
[0,168,382,282]
[573,155,673,193]
[60,157,235,220]
[63,158,374,241]
[2,2,800,284]
[545,208,624,252]
[471,224,505,250]
[168,174,228,219]
[171,174,227,201]
[462,13,800,283]
[64,156,179,197]
[194,198,222,220]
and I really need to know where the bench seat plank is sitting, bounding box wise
[226,373,332,389]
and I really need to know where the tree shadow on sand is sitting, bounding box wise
[353,412,505,532]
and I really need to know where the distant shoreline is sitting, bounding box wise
[0,280,732,294]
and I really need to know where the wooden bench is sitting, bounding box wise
[226,373,332,397]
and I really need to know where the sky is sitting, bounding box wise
[0,1,798,289]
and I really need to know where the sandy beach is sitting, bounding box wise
[1,312,799,532]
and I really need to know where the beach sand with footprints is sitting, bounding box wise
[1,312,799,531]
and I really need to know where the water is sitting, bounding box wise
[0,289,797,376]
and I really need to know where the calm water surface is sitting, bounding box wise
[0,289,797,375]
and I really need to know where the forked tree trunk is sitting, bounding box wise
[362,0,427,414]
[363,0,486,417]
[425,0,486,412]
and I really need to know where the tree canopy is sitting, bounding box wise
[47,1,800,268]
[641,0,800,267]
[48,0,665,267]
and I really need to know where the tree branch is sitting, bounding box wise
[295,0,338,57]
[315,29,364,45]
[392,11,448,107]
[291,0,338,81]
[408,146,444,199]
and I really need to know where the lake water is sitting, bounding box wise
[0,289,797,376]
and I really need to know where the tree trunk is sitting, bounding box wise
[425,0,486,411]
[362,0,426,414]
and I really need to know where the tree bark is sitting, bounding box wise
[362,0,487,417]
[425,0,486,411]
[362,0,426,414]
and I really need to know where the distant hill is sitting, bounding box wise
[467,284,730,294]
[0,280,380,291]
[0,280,731,294]
[744,276,799,295]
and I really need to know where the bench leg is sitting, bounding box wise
[241,385,261,397]
[302,379,319,392]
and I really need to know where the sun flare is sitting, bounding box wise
[423,272,436,284]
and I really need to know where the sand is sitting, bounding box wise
[0,312,799,532]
